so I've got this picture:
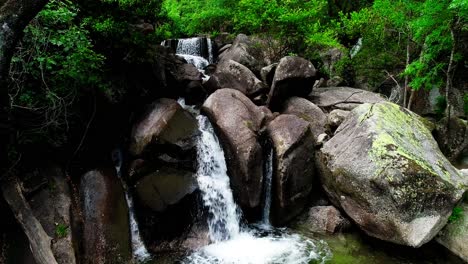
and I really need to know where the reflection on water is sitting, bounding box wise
[291,218,464,264]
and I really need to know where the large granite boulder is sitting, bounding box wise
[318,102,466,247]
[204,59,267,98]
[135,166,197,212]
[437,198,468,263]
[267,114,315,225]
[129,98,197,156]
[267,56,317,111]
[281,97,327,142]
[217,34,267,74]
[310,87,386,111]
[29,166,76,264]
[80,169,131,264]
[202,89,270,213]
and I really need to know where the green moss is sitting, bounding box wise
[449,206,464,223]
[244,120,254,130]
[363,103,451,182]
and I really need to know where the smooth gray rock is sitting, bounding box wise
[267,56,317,111]
[129,98,197,156]
[135,166,197,212]
[202,89,270,211]
[204,59,267,97]
[218,34,267,74]
[267,114,315,225]
[80,169,131,264]
[307,206,351,234]
[282,97,327,142]
[327,109,350,131]
[317,102,466,247]
[310,87,385,111]
[436,200,468,263]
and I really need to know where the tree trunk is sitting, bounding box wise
[445,26,456,129]
[404,35,410,107]
[1,178,58,264]
[0,0,49,175]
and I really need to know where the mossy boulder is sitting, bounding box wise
[318,102,466,247]
[436,198,468,262]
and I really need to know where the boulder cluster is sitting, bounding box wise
[18,34,467,263]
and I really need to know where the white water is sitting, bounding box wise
[113,150,151,262]
[196,115,242,241]
[262,147,274,226]
[177,54,210,71]
[172,37,213,82]
[179,100,331,264]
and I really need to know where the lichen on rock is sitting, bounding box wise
[318,101,466,247]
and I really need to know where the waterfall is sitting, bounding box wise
[162,37,214,71]
[178,99,331,264]
[177,54,210,71]
[262,147,274,226]
[196,115,241,241]
[112,149,151,262]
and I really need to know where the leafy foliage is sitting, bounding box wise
[9,0,107,146]
[55,223,69,238]
[448,206,464,223]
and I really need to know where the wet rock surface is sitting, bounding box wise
[80,169,131,264]
[267,114,315,225]
[202,88,269,213]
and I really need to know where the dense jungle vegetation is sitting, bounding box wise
[1,0,468,175]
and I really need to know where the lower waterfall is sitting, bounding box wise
[113,149,151,262]
[181,101,331,264]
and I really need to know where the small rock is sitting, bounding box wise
[327,109,350,132]
[316,133,329,147]
[307,206,351,234]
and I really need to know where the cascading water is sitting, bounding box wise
[163,37,214,77]
[178,100,331,264]
[262,147,274,226]
[112,149,151,262]
[195,115,241,241]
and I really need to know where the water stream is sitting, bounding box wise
[262,147,274,226]
[176,101,330,264]
[113,149,151,262]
